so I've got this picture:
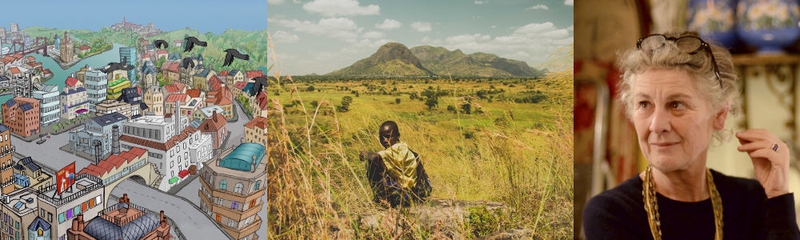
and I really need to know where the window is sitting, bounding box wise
[234,183,243,194]
[171,161,174,168]
[243,217,250,226]
[58,213,65,223]
[73,206,81,216]
[231,201,238,210]
[254,180,261,191]
[216,197,223,205]
[48,212,52,223]
[171,171,174,177]
[219,180,227,190]
[228,219,235,227]
[38,229,43,236]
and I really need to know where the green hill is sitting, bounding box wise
[328,42,433,77]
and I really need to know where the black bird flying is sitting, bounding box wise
[153,39,168,49]
[102,57,134,74]
[183,36,207,52]
[223,48,250,67]
[250,76,268,97]
[181,57,195,70]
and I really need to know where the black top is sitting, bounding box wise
[583,169,800,240]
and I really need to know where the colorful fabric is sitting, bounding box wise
[378,142,417,190]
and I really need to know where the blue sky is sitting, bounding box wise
[0,0,267,34]
[268,0,573,75]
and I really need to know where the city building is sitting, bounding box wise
[107,77,131,100]
[253,91,267,119]
[227,70,244,87]
[60,31,74,63]
[198,111,227,150]
[74,65,91,84]
[217,71,228,87]
[198,143,266,240]
[162,61,180,82]
[36,173,106,240]
[244,117,267,149]
[85,67,108,112]
[119,47,137,84]
[67,193,172,240]
[54,33,60,51]
[69,113,128,161]
[32,84,60,126]
[59,82,89,121]
[12,157,52,191]
[207,75,224,92]
[143,86,164,116]
[12,71,33,98]
[165,93,204,121]
[78,147,148,186]
[141,61,157,89]
[0,188,44,240]
[2,97,40,137]
[118,105,212,191]
[0,124,13,195]
[206,87,234,119]
[97,87,142,119]
[193,68,216,91]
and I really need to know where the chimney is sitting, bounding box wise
[174,99,181,133]
[93,140,103,163]
[112,125,120,155]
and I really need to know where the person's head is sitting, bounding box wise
[617,32,740,172]
[379,121,400,148]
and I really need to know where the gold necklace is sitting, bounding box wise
[642,166,723,240]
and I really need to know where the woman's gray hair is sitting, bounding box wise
[617,32,740,142]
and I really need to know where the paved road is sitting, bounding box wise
[13,128,93,172]
[223,101,251,150]
[111,179,232,240]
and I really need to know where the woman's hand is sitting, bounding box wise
[736,129,790,198]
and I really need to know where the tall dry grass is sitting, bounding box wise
[267,33,574,239]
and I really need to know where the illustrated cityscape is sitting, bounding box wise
[0,19,267,240]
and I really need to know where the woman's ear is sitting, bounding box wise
[713,106,729,130]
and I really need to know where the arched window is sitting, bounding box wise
[38,229,43,236]
[234,183,243,194]
[219,180,227,190]
[254,180,261,191]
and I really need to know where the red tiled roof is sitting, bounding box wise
[2,56,14,63]
[156,49,168,55]
[119,126,198,151]
[257,91,267,110]
[142,53,152,59]
[173,82,186,90]
[26,62,37,67]
[26,56,35,61]
[245,116,267,130]
[65,76,79,87]
[245,71,263,80]
[185,89,201,98]
[166,93,189,103]
[208,76,222,91]
[9,67,20,74]
[218,70,228,76]
[199,111,226,132]
[164,85,180,93]
[78,147,147,177]
[78,45,90,50]
[13,53,23,60]
[167,62,180,73]
[43,69,52,75]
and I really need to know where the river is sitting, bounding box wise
[0,42,130,104]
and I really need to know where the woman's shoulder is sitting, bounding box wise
[585,175,645,214]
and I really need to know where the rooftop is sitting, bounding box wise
[219,143,265,172]
[2,189,39,216]
[90,112,129,127]
[245,116,267,130]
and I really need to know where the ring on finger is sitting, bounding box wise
[771,143,780,152]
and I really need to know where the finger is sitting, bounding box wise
[736,129,775,142]
[738,141,779,152]
[745,148,789,166]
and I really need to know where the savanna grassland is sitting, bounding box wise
[267,70,573,239]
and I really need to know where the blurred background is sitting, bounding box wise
[574,0,800,239]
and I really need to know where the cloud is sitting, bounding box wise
[526,4,549,10]
[475,0,487,4]
[362,31,385,39]
[272,30,300,43]
[267,0,284,4]
[269,17,363,42]
[410,22,432,32]
[564,0,574,6]
[375,19,401,30]
[303,0,380,17]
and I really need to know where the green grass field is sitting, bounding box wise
[267,73,573,239]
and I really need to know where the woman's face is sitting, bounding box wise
[631,68,727,173]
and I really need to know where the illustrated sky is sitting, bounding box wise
[268,0,573,75]
[0,0,267,34]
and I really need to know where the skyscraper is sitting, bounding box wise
[119,47,137,84]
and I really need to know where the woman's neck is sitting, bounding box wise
[642,166,710,202]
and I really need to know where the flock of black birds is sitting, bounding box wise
[103,35,264,97]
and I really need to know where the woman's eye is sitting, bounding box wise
[670,102,684,109]
[638,101,649,108]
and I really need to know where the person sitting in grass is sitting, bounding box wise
[360,121,432,207]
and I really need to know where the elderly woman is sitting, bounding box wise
[583,32,800,239]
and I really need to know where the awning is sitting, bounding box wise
[75,108,88,114]
[168,177,179,184]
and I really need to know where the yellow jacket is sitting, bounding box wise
[378,142,418,189]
